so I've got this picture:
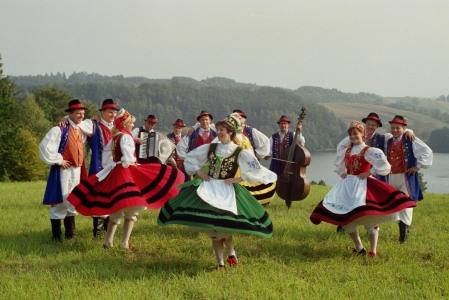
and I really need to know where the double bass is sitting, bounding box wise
[275,107,311,208]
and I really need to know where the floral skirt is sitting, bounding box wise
[157,183,273,238]
[68,163,184,216]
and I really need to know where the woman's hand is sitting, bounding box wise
[358,171,372,180]
[196,169,210,181]
[224,177,243,185]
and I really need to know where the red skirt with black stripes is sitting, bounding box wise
[310,177,416,226]
[67,163,184,216]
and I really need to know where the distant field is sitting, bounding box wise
[320,102,447,137]
[1,181,448,299]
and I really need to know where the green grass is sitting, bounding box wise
[1,181,448,299]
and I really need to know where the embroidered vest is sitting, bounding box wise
[112,134,124,163]
[271,131,294,159]
[188,128,217,152]
[62,126,84,167]
[366,132,385,151]
[88,120,112,175]
[207,143,242,179]
[345,146,371,175]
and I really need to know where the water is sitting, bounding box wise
[263,152,449,194]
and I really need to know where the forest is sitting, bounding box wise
[1,56,448,182]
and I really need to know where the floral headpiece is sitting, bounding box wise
[114,108,131,129]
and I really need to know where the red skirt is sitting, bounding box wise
[68,163,184,216]
[310,177,416,226]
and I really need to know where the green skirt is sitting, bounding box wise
[157,183,273,238]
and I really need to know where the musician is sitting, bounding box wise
[167,118,186,168]
[158,115,276,270]
[68,109,184,252]
[385,115,433,243]
[265,115,305,176]
[39,99,88,242]
[132,114,158,164]
[176,110,217,161]
[310,121,416,257]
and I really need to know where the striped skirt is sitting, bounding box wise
[310,176,416,227]
[157,183,273,238]
[67,164,184,216]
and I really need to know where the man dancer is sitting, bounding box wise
[386,115,433,243]
[132,114,159,164]
[40,99,88,241]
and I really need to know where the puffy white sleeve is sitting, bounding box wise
[176,135,190,160]
[336,136,351,153]
[39,127,63,165]
[412,137,433,169]
[296,133,305,147]
[239,149,277,184]
[364,147,391,176]
[131,127,140,139]
[78,119,94,136]
[183,144,210,175]
[250,128,271,158]
[120,134,137,168]
[333,147,347,176]
[267,136,273,156]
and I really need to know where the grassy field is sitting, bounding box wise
[1,181,448,299]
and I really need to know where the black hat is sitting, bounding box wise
[144,114,158,123]
[389,115,407,126]
[196,110,214,121]
[232,109,247,119]
[277,115,291,124]
[99,99,119,111]
[362,112,382,127]
[172,118,186,127]
[65,99,87,112]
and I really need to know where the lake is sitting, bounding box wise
[263,152,449,194]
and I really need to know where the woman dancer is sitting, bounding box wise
[158,115,276,269]
[68,109,184,251]
[310,121,416,257]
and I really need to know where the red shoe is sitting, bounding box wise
[226,255,238,267]
[368,251,376,258]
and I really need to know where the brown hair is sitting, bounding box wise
[215,120,236,140]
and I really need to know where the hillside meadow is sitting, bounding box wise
[1,181,448,299]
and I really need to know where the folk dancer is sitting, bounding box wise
[68,109,184,251]
[158,115,276,269]
[385,115,433,243]
[310,121,416,257]
[40,99,88,242]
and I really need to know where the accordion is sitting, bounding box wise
[138,132,177,164]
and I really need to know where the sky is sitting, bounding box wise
[1,0,449,98]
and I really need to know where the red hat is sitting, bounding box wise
[114,108,132,129]
[196,110,213,121]
[362,112,382,127]
[232,109,247,119]
[144,114,158,123]
[277,115,291,124]
[65,99,87,112]
[389,115,407,126]
[99,99,119,111]
[172,118,186,127]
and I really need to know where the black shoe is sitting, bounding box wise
[352,248,367,255]
[51,219,62,242]
[64,216,76,239]
[92,217,104,238]
[398,221,410,244]
[336,226,344,233]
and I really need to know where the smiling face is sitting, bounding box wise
[278,121,289,133]
[198,116,211,129]
[101,108,117,123]
[216,125,232,144]
[390,123,405,139]
[365,119,379,136]
[68,109,85,125]
[348,127,363,145]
